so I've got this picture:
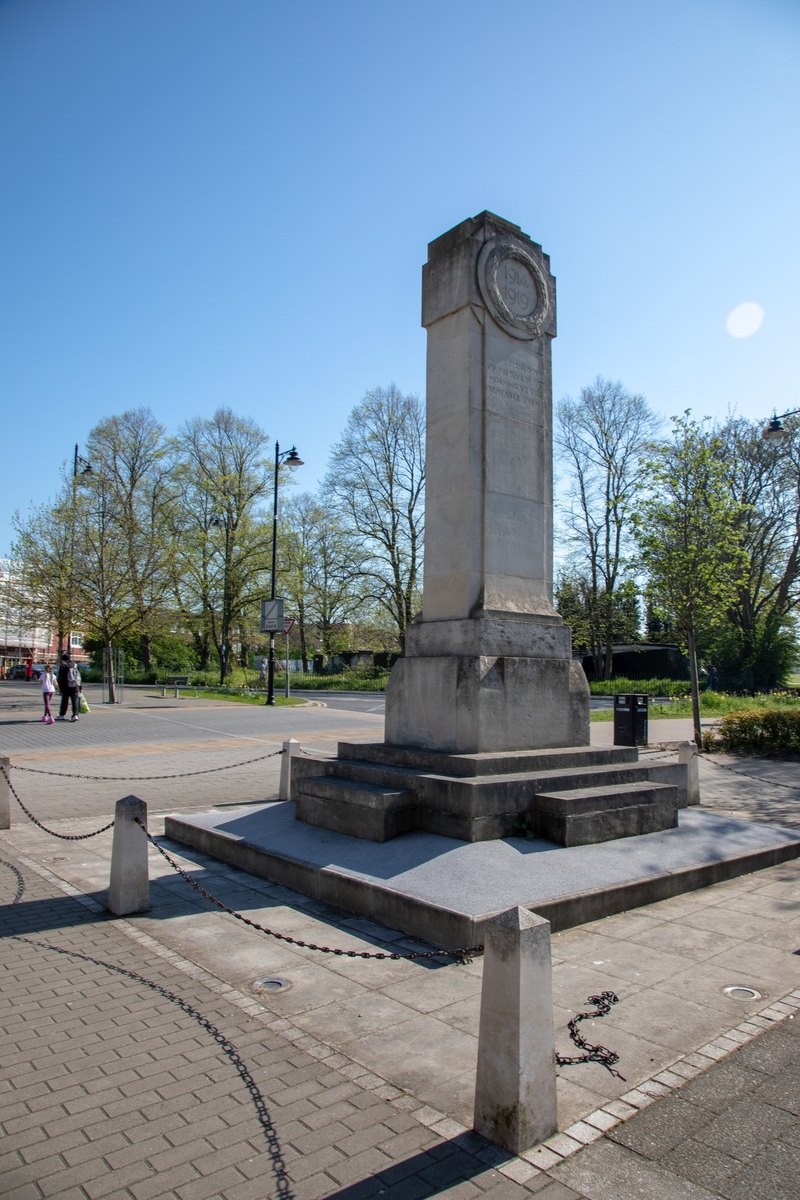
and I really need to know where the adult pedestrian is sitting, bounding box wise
[259,657,267,688]
[707,664,717,691]
[40,663,57,724]
[56,653,81,722]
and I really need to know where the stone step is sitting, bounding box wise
[335,741,638,777]
[294,776,417,843]
[536,781,679,847]
[300,755,680,809]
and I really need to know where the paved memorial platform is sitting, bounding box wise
[165,803,800,947]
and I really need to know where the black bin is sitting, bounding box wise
[613,694,649,746]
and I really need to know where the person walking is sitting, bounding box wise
[40,663,57,723]
[56,653,81,722]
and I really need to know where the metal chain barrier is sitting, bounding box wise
[699,753,800,792]
[1,766,115,840]
[0,858,25,904]
[11,747,285,783]
[136,820,483,963]
[556,990,625,1079]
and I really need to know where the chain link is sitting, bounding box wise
[10,747,285,782]
[1,766,115,840]
[556,990,625,1079]
[699,753,800,792]
[136,821,482,963]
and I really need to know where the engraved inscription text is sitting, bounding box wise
[498,257,538,317]
[486,357,538,408]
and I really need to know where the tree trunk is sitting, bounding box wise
[687,626,702,749]
[105,632,116,705]
[140,633,152,673]
[299,618,309,673]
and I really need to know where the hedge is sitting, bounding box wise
[713,708,800,754]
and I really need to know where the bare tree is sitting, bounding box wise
[280,493,367,665]
[556,377,660,679]
[325,385,425,649]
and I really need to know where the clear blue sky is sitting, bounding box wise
[2,0,799,552]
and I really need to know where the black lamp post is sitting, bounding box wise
[266,442,303,706]
[68,445,92,657]
[763,409,800,444]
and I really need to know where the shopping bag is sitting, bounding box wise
[79,694,91,714]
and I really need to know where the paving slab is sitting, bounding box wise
[165,801,800,945]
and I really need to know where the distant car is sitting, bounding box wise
[5,664,44,680]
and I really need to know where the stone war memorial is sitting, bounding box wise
[292,211,683,846]
[169,212,800,949]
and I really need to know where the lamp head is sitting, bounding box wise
[764,416,787,444]
[284,447,304,469]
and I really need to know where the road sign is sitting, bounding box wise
[283,617,295,635]
[260,597,284,632]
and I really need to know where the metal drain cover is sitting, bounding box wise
[252,977,291,994]
[723,985,762,1001]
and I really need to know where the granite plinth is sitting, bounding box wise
[292,741,688,843]
[164,805,800,949]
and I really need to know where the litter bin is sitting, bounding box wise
[613,694,649,746]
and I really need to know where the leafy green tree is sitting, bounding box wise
[11,481,75,656]
[555,570,641,661]
[636,413,748,745]
[556,377,660,678]
[709,415,800,687]
[72,472,144,701]
[85,409,175,673]
[172,408,274,683]
[325,385,424,649]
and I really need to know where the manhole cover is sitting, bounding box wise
[252,977,291,994]
[723,985,762,1002]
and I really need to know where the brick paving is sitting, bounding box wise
[0,848,590,1200]
[551,1004,800,1199]
[4,680,800,1198]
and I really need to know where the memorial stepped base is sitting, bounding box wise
[292,742,687,845]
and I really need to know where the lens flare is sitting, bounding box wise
[726,302,764,338]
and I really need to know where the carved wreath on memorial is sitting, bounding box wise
[478,237,552,339]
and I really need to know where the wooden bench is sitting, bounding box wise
[161,675,190,698]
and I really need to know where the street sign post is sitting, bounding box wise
[283,617,295,697]
[260,598,284,633]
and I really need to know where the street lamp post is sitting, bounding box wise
[266,442,303,706]
[68,445,92,658]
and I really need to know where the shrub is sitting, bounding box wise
[714,709,800,754]
[588,677,691,697]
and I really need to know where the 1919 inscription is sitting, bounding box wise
[498,258,538,317]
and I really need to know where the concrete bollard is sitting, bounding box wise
[473,906,558,1153]
[678,740,700,805]
[279,738,300,801]
[108,795,150,915]
[0,757,10,830]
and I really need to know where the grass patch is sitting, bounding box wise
[179,689,305,706]
[590,692,800,722]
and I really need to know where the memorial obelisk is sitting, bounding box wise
[385,211,590,753]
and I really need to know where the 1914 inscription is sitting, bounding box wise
[497,258,538,317]
[486,356,538,408]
